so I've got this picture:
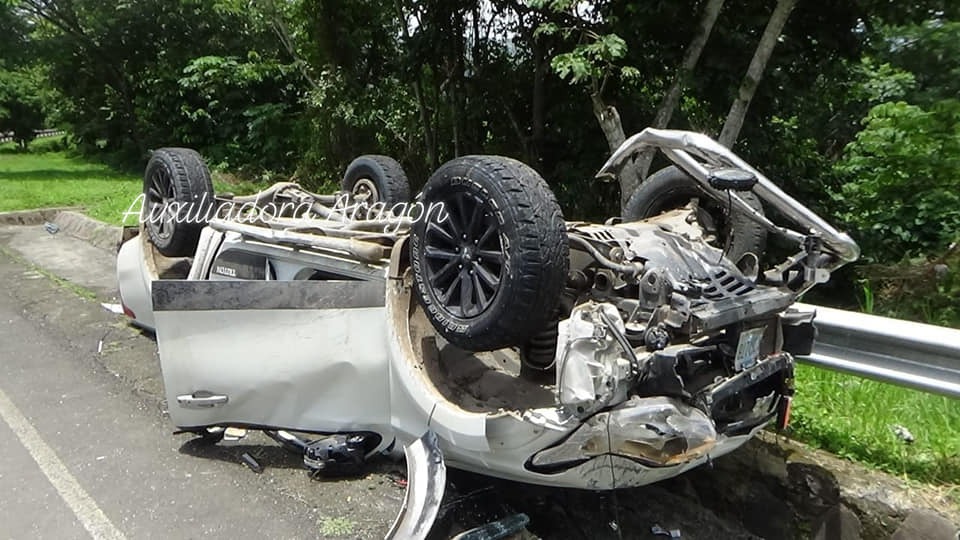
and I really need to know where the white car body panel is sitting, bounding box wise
[123,233,780,489]
[116,236,155,330]
[156,306,393,439]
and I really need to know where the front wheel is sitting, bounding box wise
[623,166,767,262]
[410,156,569,351]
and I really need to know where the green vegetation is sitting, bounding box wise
[791,364,960,484]
[0,138,264,223]
[0,141,141,224]
[317,517,356,537]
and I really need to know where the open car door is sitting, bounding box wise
[151,279,394,437]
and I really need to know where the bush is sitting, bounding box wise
[857,244,960,327]
[833,99,960,262]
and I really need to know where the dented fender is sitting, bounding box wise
[386,431,446,540]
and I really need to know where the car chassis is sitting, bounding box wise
[117,128,859,538]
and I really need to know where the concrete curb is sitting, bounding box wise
[0,207,81,226]
[52,211,122,252]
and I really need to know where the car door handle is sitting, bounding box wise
[177,392,229,409]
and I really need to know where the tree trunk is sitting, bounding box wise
[413,79,438,169]
[718,0,798,148]
[264,0,320,92]
[590,92,640,211]
[393,0,437,168]
[636,0,726,179]
[531,36,547,167]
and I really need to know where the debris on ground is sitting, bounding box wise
[891,425,916,444]
[241,452,263,474]
[450,513,530,540]
[650,525,681,538]
[96,330,109,355]
[222,427,248,444]
[100,302,124,315]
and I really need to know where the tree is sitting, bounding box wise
[0,68,46,148]
[834,100,960,262]
[0,4,51,148]
[832,16,960,263]
[635,0,726,179]
[531,0,646,209]
[718,0,798,148]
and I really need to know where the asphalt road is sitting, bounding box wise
[0,237,407,540]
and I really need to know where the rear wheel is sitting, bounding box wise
[623,165,767,262]
[341,155,410,206]
[143,148,215,257]
[411,156,569,351]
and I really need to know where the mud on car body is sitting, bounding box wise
[117,129,858,538]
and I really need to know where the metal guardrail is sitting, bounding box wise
[0,129,64,144]
[798,303,960,399]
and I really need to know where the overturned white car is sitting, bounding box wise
[117,129,859,537]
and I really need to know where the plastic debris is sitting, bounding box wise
[222,427,248,444]
[651,524,681,538]
[892,424,915,444]
[451,513,530,540]
[100,303,124,315]
[240,452,263,474]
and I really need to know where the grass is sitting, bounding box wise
[0,138,142,225]
[790,364,960,485]
[318,517,356,537]
[791,277,960,486]
[0,137,264,225]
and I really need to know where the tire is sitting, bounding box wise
[342,155,411,206]
[143,148,215,257]
[410,156,569,351]
[623,166,767,261]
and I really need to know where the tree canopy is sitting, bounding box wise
[3,0,958,269]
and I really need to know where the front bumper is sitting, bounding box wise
[530,352,794,472]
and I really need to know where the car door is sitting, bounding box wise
[152,278,393,436]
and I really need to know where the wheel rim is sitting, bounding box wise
[422,191,504,318]
[146,166,176,240]
[352,178,380,204]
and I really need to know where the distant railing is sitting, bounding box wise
[0,129,65,144]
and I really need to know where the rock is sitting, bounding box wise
[812,505,862,540]
[786,461,840,516]
[53,211,122,251]
[889,509,959,540]
[739,481,794,540]
[755,432,959,538]
[664,433,960,540]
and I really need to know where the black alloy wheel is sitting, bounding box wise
[421,190,505,318]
